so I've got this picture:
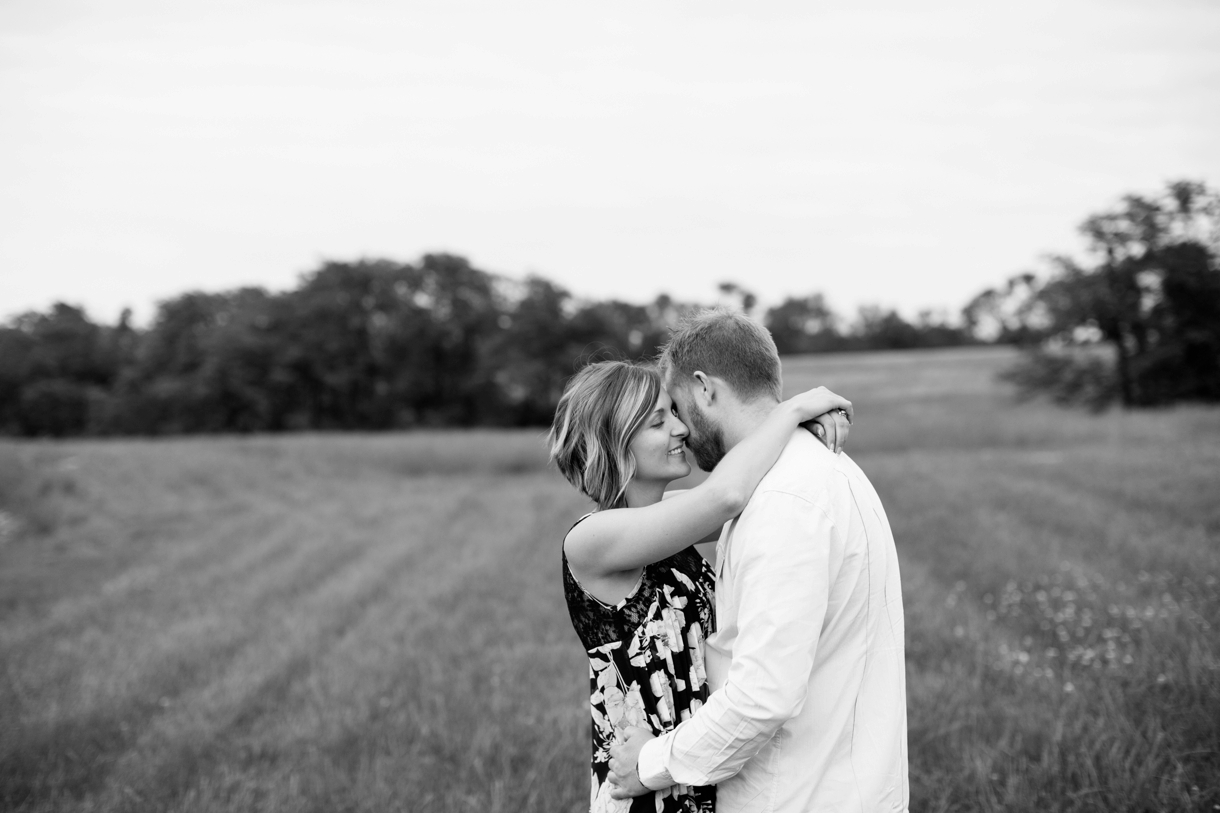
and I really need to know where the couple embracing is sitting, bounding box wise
[549,309,908,813]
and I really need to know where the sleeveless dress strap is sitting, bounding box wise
[569,511,594,533]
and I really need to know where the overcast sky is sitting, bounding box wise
[3,0,1218,325]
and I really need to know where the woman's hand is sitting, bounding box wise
[805,410,851,454]
[787,386,852,455]
[608,727,656,800]
[786,386,853,426]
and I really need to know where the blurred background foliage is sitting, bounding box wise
[1,181,1217,436]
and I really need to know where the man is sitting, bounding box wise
[608,309,908,812]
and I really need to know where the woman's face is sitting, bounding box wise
[628,388,691,484]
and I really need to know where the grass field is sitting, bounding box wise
[1,345,1217,812]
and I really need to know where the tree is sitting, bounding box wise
[961,273,1048,344]
[486,275,576,425]
[275,261,406,429]
[11,303,114,386]
[105,290,276,433]
[1,304,119,435]
[273,255,505,428]
[764,294,842,354]
[852,306,922,350]
[1140,241,1220,401]
[406,253,505,425]
[0,326,34,432]
[1006,180,1220,408]
[717,281,758,315]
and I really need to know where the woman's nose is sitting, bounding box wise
[672,418,688,438]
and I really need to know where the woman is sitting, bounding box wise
[548,360,851,813]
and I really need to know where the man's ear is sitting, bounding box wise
[691,371,715,408]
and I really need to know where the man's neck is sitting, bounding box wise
[721,397,782,451]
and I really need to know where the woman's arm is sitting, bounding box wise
[662,489,722,547]
[663,408,849,551]
[565,387,852,576]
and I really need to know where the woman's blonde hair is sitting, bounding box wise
[548,360,662,510]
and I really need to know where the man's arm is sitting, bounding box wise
[635,489,834,789]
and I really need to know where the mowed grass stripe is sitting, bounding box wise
[1,507,334,805]
[864,447,1219,582]
[81,479,536,812]
[143,476,588,813]
[4,469,560,811]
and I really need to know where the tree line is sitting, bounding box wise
[0,257,976,436]
[2,180,1216,436]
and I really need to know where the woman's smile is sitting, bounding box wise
[627,389,691,484]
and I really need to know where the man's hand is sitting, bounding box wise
[805,407,851,454]
[607,727,656,800]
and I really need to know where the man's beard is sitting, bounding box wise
[686,401,728,471]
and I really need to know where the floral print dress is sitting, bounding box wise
[563,518,717,813]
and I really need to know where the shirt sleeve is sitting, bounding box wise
[638,489,834,788]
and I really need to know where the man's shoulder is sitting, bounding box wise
[729,433,837,549]
[756,429,838,499]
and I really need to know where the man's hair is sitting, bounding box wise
[658,308,782,401]
[547,360,662,510]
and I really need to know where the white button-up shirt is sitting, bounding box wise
[638,432,908,812]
